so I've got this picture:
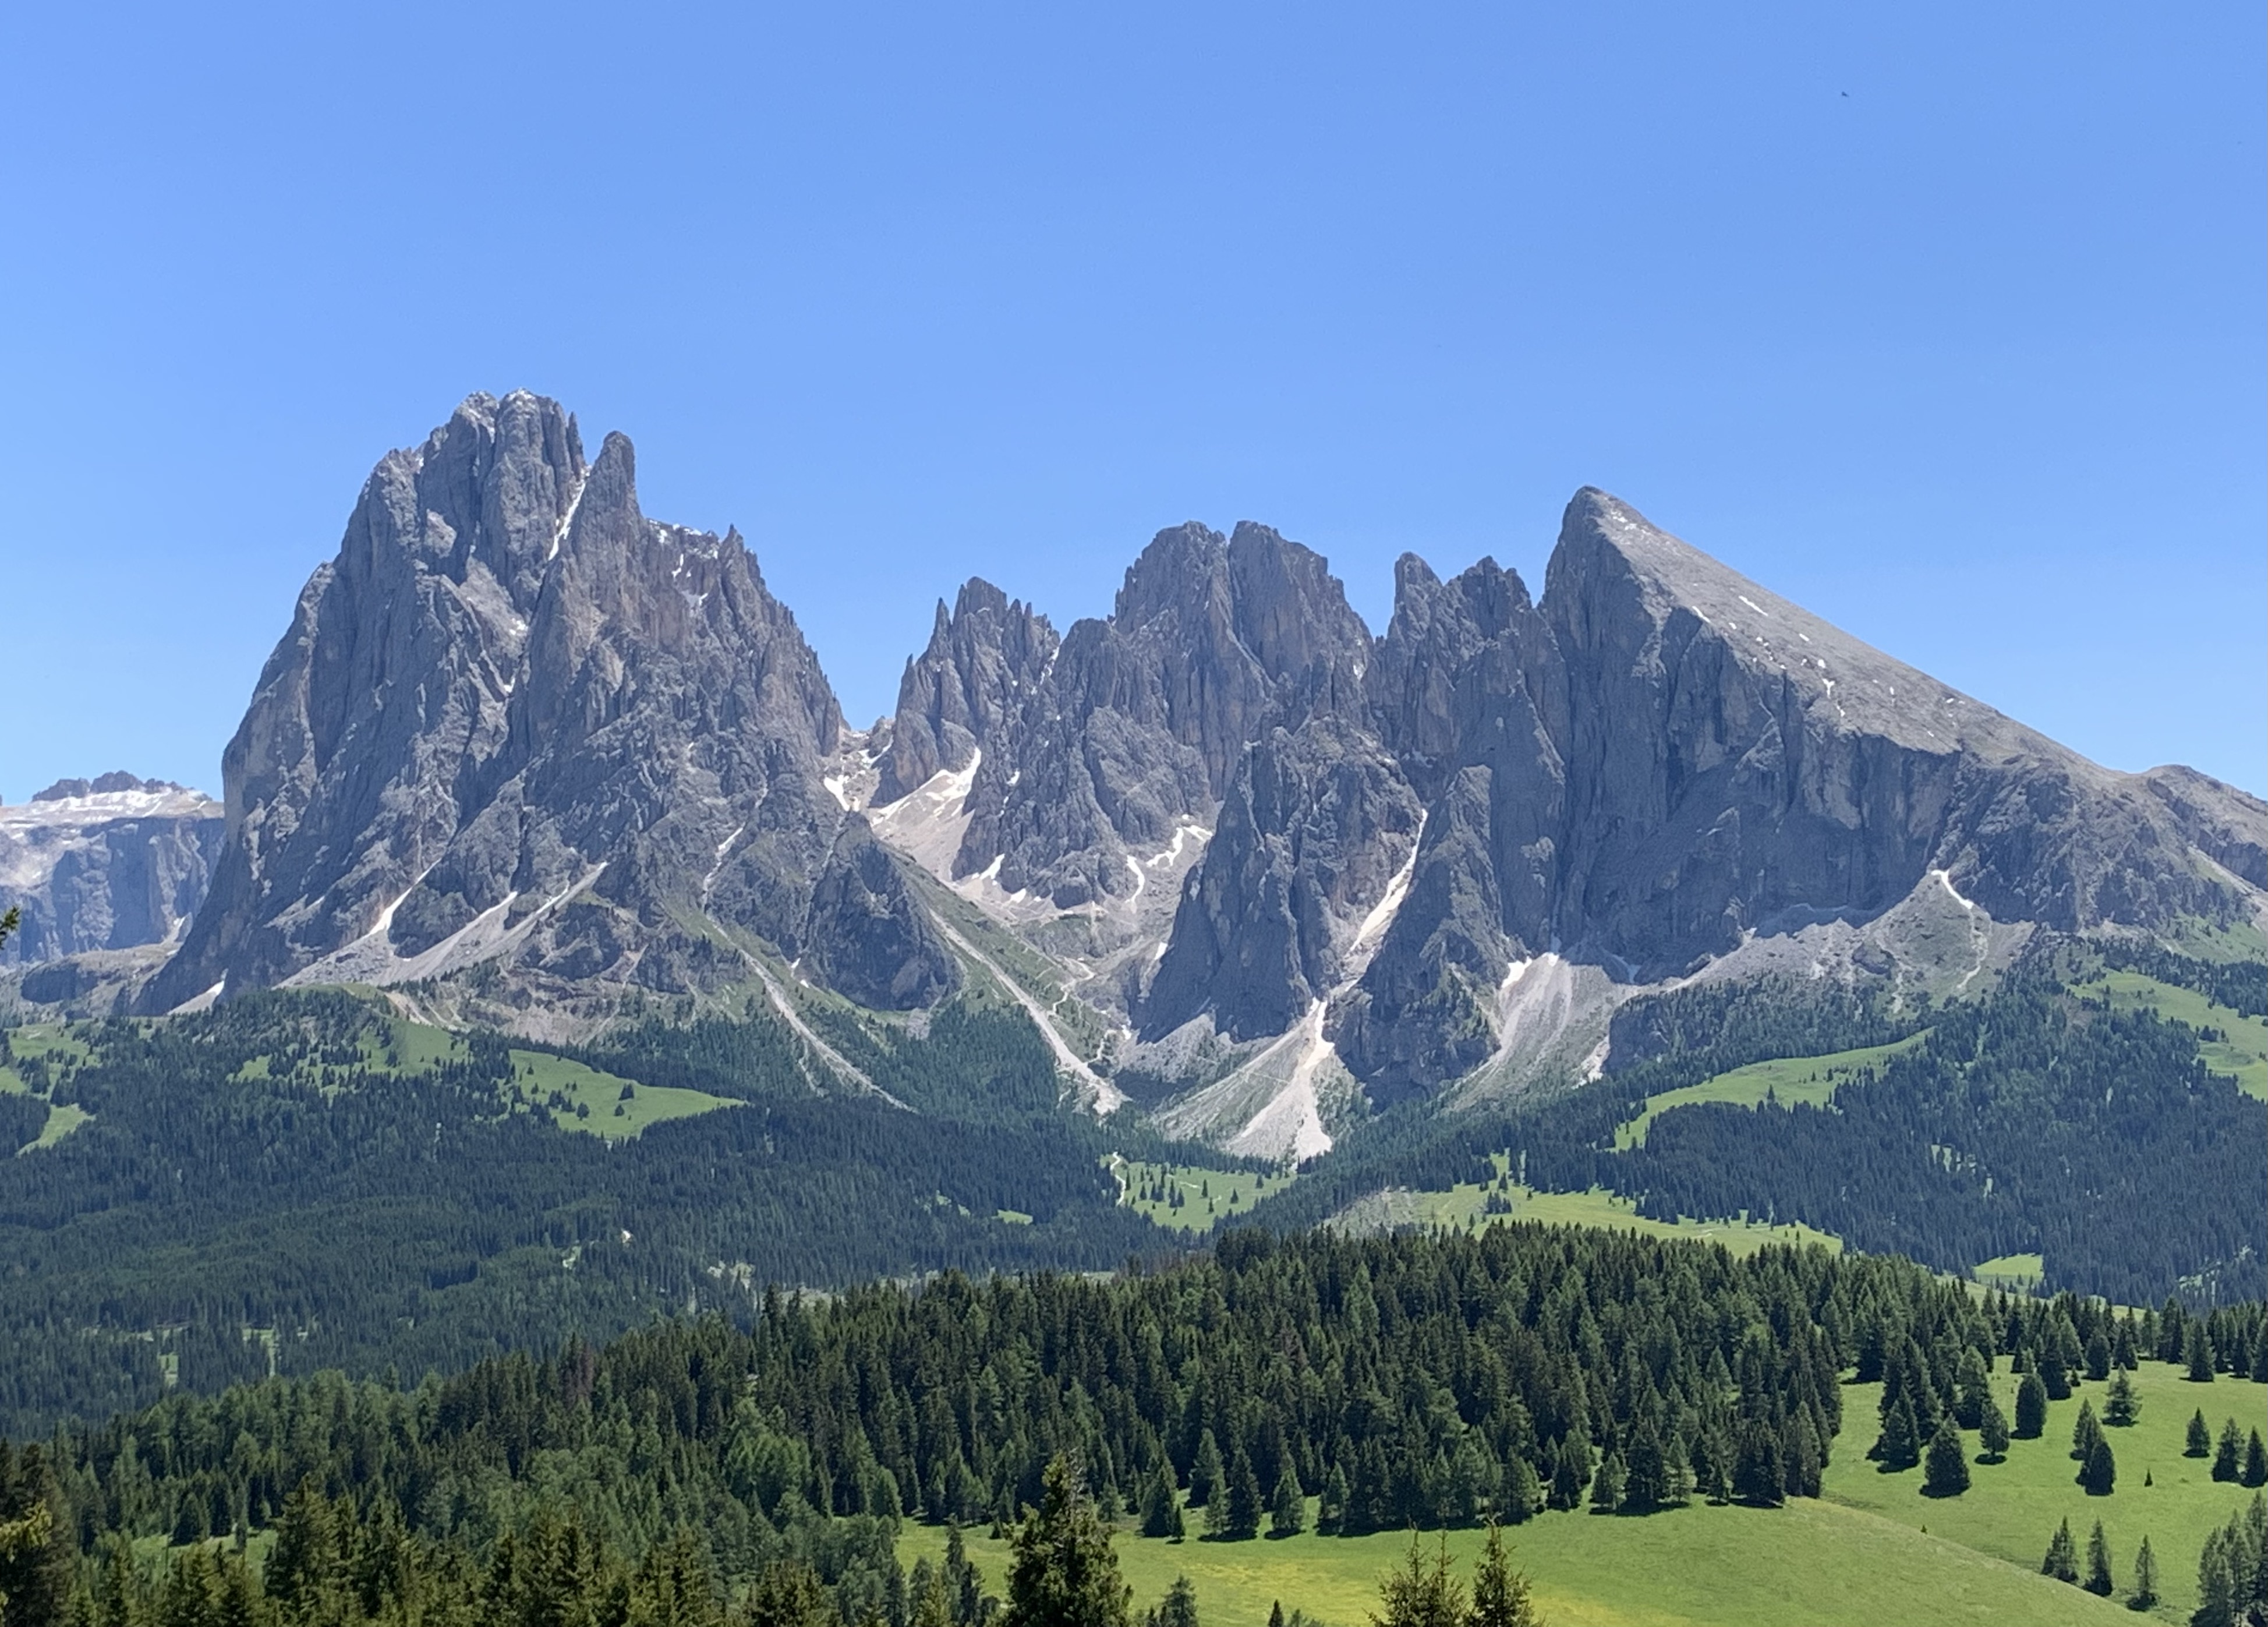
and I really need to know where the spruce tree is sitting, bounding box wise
[2130,1534,2159,1610]
[2083,1520,2113,1596]
[2078,1436,2115,1497]
[1875,1393,1923,1470]
[1155,1576,1200,1627]
[2014,1373,2048,1440]
[1223,1448,1262,1541]
[2187,1321,2217,1383]
[2085,1329,2112,1383]
[2214,1420,2244,1483]
[1588,1451,1625,1514]
[1952,1347,1991,1430]
[1499,1455,1541,1525]
[1188,1433,1223,1509]
[1922,1416,1970,1498]
[2244,1429,2268,1490]
[1268,1462,1304,1538]
[1003,1456,1132,1627]
[1140,1466,1179,1540]
[1732,1421,1785,1508]
[1465,1522,1541,1627]
[1317,1466,1349,1536]
[1977,1391,2011,1462]
[2189,1409,2215,1457]
[2103,1368,2139,1427]
[2041,1517,2079,1584]
[2071,1398,2103,1462]
[2193,1529,2236,1627]
[1373,1533,1463,1627]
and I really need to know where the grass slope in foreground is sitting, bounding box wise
[903,1492,2138,1627]
[1826,1363,2265,1622]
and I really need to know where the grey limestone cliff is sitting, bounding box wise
[0,776,222,965]
[143,392,953,1020]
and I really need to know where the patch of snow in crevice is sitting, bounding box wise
[1123,855,1145,900]
[822,776,852,810]
[546,475,587,563]
[169,978,227,1016]
[1145,821,1212,869]
[702,825,746,906]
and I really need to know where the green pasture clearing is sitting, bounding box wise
[505,1049,735,1141]
[901,1488,2139,1627]
[1341,1158,1842,1257]
[2075,970,2268,1099]
[1825,1361,2267,1621]
[1971,1251,2045,1292]
[1614,1033,1926,1149]
[1117,1159,1296,1233]
[21,1101,90,1152]
[0,1021,93,1091]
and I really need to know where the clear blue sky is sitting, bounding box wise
[3,3,2260,800]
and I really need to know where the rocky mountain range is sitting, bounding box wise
[31,391,2260,1154]
[0,775,222,1005]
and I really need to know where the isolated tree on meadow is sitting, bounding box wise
[2214,1419,2244,1483]
[2071,1399,2103,1462]
[2189,1409,2215,1458]
[2083,1520,2113,1596]
[2129,1534,2159,1610]
[1371,1533,1463,1627]
[1465,1522,1541,1627]
[2041,1517,2079,1584]
[2078,1436,2116,1497]
[2103,1368,2139,1427]
[1922,1417,1970,1498]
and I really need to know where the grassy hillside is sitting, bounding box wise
[2078,969,2268,1098]
[1825,1362,2265,1621]
[1612,1033,1926,1148]
[903,1491,2141,1627]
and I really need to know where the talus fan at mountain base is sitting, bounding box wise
[3,387,2246,1146]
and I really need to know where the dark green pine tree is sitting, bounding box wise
[1268,1460,1305,1538]
[2078,1435,2115,1497]
[1139,1465,1180,1540]
[1977,1391,2011,1462]
[1732,1421,1785,1508]
[1875,1393,1923,1470]
[2070,1399,2103,1462]
[2244,1429,2268,1490]
[1952,1347,1992,1430]
[2131,1535,2159,1610]
[2213,1420,2244,1483]
[1222,1446,1262,1541]
[2083,1329,2111,1383]
[2186,1321,2217,1383]
[2014,1373,2048,1440]
[2194,1530,2237,1627]
[1372,1533,1463,1627]
[2189,1409,2215,1458]
[2103,1368,2140,1427]
[1498,1453,1542,1525]
[1317,1465,1350,1535]
[2083,1520,2113,1596]
[1548,1439,1589,1513]
[2041,1517,2079,1584]
[1188,1432,1223,1510]
[1003,1456,1132,1627]
[1922,1416,1970,1498]
[1155,1575,1200,1627]
[1588,1451,1626,1514]
[1466,1522,1541,1627]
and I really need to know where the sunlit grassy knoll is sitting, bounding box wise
[1825,1361,2268,1621]
[2075,970,2268,1099]
[901,1488,2138,1627]
[1116,1158,1296,1233]
[505,1050,735,1141]
[1613,1033,1927,1149]
[1971,1252,2045,1292]
[1346,1158,1841,1258]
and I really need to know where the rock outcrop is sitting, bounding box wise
[0,777,222,963]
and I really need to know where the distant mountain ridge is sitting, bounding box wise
[51,392,2256,1149]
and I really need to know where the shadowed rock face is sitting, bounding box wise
[899,520,1375,910]
[143,392,952,1017]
